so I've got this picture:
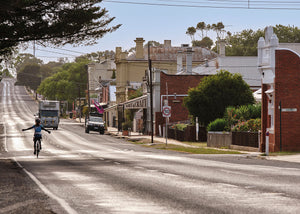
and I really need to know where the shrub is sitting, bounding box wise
[232,118,261,132]
[173,123,188,131]
[224,106,238,129]
[235,105,250,121]
[248,103,261,119]
[122,121,132,131]
[207,118,227,132]
[224,103,261,123]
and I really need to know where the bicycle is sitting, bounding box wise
[22,118,51,158]
[35,138,41,158]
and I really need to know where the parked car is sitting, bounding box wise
[85,116,105,134]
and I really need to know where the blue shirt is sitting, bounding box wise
[32,125,43,137]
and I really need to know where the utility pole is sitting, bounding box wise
[148,43,154,144]
[78,85,81,123]
[86,65,91,114]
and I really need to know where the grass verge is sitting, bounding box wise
[129,139,242,154]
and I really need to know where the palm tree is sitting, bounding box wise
[216,22,225,39]
[186,27,196,41]
[205,24,211,37]
[196,22,206,40]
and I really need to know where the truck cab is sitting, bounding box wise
[39,100,60,130]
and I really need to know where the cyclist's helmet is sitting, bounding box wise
[35,118,41,124]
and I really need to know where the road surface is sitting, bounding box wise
[1,78,300,214]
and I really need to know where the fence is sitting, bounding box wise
[167,125,207,142]
[232,132,259,147]
[207,131,259,149]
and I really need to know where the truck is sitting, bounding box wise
[38,100,60,130]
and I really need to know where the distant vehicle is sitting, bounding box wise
[85,116,105,134]
[38,100,60,130]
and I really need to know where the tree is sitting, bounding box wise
[273,24,300,43]
[185,22,226,49]
[37,58,89,102]
[192,37,213,49]
[145,41,163,48]
[212,22,225,39]
[14,53,43,73]
[128,87,143,100]
[16,64,41,90]
[224,29,264,56]
[184,70,255,126]
[205,24,211,37]
[0,68,13,79]
[224,25,300,56]
[196,22,206,40]
[186,27,196,41]
[0,0,121,59]
[77,50,115,62]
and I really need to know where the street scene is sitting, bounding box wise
[1,78,300,213]
[1,1,300,214]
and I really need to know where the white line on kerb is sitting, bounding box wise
[14,158,78,214]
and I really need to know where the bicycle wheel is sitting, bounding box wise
[36,139,40,158]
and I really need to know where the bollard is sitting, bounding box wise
[266,131,269,156]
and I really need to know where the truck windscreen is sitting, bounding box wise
[41,110,58,117]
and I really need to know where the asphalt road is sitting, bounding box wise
[1,78,300,214]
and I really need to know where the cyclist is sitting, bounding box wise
[22,118,51,154]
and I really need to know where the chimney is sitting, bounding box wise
[164,40,171,48]
[186,47,193,73]
[115,47,122,62]
[177,51,183,73]
[121,52,128,60]
[219,39,226,57]
[205,58,209,67]
[134,38,145,59]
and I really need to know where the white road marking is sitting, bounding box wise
[14,158,78,214]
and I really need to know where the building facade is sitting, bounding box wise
[115,38,217,104]
[87,58,116,98]
[259,27,300,152]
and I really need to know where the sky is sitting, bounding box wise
[21,0,300,63]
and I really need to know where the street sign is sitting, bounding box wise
[162,106,171,118]
[282,108,297,112]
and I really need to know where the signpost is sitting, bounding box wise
[162,106,171,118]
[162,105,171,146]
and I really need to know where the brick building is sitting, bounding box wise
[155,71,206,136]
[259,27,300,152]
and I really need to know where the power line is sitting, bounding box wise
[103,0,300,10]
[51,47,87,55]
[155,0,300,4]
[35,48,78,57]
[32,56,74,58]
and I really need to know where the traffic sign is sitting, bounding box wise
[162,106,171,117]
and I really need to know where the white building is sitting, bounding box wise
[87,58,116,96]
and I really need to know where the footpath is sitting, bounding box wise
[105,126,300,163]
[75,118,300,163]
